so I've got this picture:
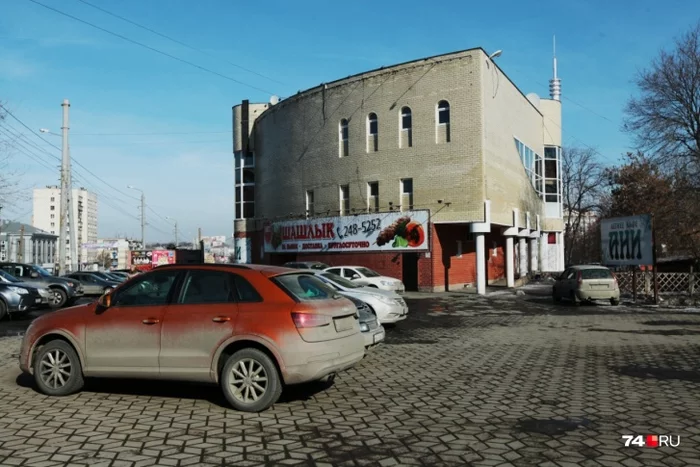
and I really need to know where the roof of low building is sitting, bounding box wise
[0,221,56,237]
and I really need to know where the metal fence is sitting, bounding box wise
[615,271,700,296]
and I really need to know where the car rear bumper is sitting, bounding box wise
[283,332,365,385]
[576,289,620,301]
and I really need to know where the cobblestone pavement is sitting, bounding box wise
[1,295,699,466]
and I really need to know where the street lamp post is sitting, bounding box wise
[165,216,178,248]
[127,185,145,248]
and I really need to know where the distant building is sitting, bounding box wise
[83,238,131,271]
[32,186,98,270]
[0,220,58,268]
[565,209,599,233]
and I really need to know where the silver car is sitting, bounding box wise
[553,265,621,306]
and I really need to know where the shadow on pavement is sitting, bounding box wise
[15,373,331,409]
[615,365,700,382]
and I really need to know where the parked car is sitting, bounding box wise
[325,266,405,293]
[313,271,408,324]
[0,263,84,308]
[80,270,126,283]
[322,282,385,347]
[0,271,51,319]
[284,261,331,270]
[18,264,365,412]
[553,265,621,306]
[63,272,119,296]
[107,271,130,281]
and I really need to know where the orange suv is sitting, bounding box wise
[18,264,365,412]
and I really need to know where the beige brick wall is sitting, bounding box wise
[480,54,547,228]
[250,50,484,223]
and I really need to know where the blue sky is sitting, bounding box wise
[1,0,697,241]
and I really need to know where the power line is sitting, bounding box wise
[72,130,232,136]
[74,0,285,87]
[26,0,277,96]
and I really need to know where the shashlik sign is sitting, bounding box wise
[263,210,430,253]
[601,214,654,266]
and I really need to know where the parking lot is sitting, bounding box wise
[0,292,699,466]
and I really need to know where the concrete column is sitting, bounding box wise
[519,237,528,277]
[505,236,515,288]
[558,232,565,270]
[539,232,547,272]
[530,238,538,273]
[476,233,486,295]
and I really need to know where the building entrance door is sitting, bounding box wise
[402,253,419,291]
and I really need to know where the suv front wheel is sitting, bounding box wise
[221,348,282,412]
[50,288,67,308]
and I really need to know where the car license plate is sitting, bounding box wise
[373,330,385,343]
[35,298,41,303]
[334,317,354,332]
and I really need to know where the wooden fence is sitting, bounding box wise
[615,271,699,296]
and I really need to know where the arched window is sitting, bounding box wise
[339,118,349,157]
[436,100,451,144]
[400,107,412,148]
[437,100,450,125]
[367,113,378,152]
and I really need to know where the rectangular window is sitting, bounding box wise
[456,240,462,258]
[50,214,55,219]
[339,185,349,215]
[401,178,413,210]
[243,202,254,219]
[179,270,237,304]
[401,178,413,194]
[50,206,55,211]
[306,190,314,217]
[50,197,55,202]
[544,147,557,159]
[548,233,557,244]
[368,182,379,212]
[243,185,254,202]
[545,159,557,179]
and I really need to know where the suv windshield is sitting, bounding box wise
[356,267,380,278]
[274,273,341,301]
[321,272,362,289]
[31,265,53,277]
[0,270,20,283]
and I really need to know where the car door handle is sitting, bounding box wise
[142,318,160,325]
[212,316,231,323]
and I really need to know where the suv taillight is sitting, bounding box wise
[292,312,331,328]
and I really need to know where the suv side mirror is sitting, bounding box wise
[30,272,39,279]
[352,274,360,280]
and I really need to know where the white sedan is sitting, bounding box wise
[325,266,405,293]
[312,271,408,324]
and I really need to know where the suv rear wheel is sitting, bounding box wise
[221,348,282,412]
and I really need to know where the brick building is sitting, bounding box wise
[232,47,565,293]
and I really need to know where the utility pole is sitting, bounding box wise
[18,225,24,262]
[67,160,77,272]
[140,191,145,249]
[174,221,179,248]
[58,99,70,275]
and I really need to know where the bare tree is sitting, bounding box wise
[624,22,700,176]
[561,146,605,265]
[95,250,112,269]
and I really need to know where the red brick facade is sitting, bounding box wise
[252,222,508,292]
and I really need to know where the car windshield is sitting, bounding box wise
[321,272,363,289]
[31,265,53,277]
[0,270,20,283]
[356,267,380,278]
[274,273,341,301]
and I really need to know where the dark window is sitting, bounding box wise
[340,119,349,141]
[368,113,378,135]
[437,100,450,124]
[235,204,242,219]
[233,275,263,302]
[545,147,557,159]
[545,159,557,179]
[548,233,557,244]
[343,269,357,279]
[179,270,236,304]
[235,169,242,184]
[243,202,254,219]
[243,186,255,202]
[369,182,378,197]
[50,206,55,211]
[402,178,413,194]
[243,168,255,184]
[113,270,180,307]
[327,268,342,275]
[401,107,412,130]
